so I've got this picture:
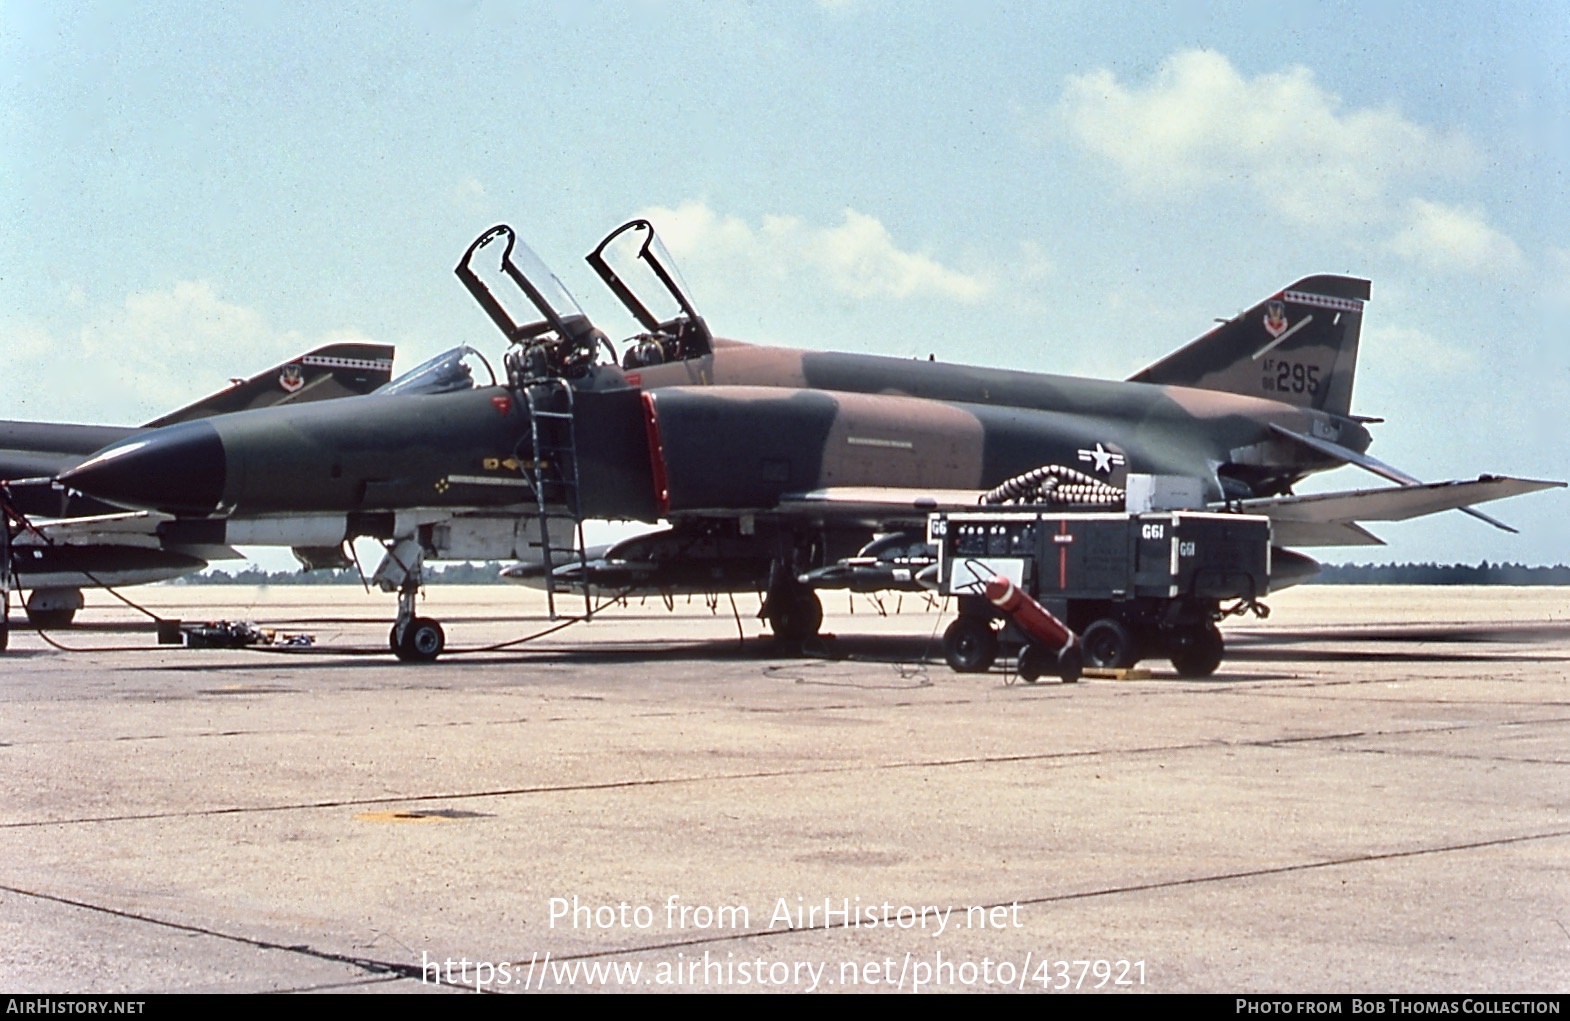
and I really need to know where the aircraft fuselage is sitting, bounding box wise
[58,340,1367,524]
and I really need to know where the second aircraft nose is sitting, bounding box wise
[58,421,227,516]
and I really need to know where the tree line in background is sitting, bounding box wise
[1310,562,1570,585]
[176,561,1570,586]
[178,562,515,586]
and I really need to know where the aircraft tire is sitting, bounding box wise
[24,607,77,629]
[1082,619,1135,670]
[397,618,445,663]
[767,589,823,642]
[1169,624,1224,678]
[943,618,998,673]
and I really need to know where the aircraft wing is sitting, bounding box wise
[1233,475,1565,547]
[664,486,985,528]
[775,476,1564,548]
[772,487,987,528]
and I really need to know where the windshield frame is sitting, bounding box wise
[374,345,497,396]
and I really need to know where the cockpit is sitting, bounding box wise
[586,219,714,370]
[374,346,497,396]
[455,225,614,388]
[453,220,713,387]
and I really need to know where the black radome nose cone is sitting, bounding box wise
[59,422,226,515]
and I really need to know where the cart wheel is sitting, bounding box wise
[1057,645,1083,683]
[943,618,998,673]
[1082,618,1136,669]
[1017,644,1048,683]
[1169,624,1224,678]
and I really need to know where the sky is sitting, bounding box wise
[3,0,1567,567]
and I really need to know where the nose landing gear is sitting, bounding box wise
[374,538,447,663]
[390,617,446,662]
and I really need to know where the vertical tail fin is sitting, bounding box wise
[141,342,395,427]
[1128,275,1369,418]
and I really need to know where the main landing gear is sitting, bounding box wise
[373,538,446,663]
[763,579,823,642]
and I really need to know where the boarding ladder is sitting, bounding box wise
[0,489,14,652]
[522,378,592,619]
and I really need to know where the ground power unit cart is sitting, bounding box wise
[930,508,1274,679]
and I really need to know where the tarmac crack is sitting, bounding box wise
[0,740,1220,829]
[522,827,1570,964]
[1,718,1561,830]
[1227,684,1570,707]
[9,826,1566,979]
[0,883,473,992]
[1328,745,1570,767]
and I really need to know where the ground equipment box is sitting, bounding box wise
[928,508,1274,678]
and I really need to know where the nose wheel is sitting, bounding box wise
[391,617,446,662]
[374,538,447,663]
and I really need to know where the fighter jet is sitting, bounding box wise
[1,343,394,626]
[53,221,1562,664]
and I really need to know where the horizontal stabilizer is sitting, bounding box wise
[1270,424,1525,532]
[1233,476,1564,547]
[1265,520,1386,548]
[1268,423,1417,484]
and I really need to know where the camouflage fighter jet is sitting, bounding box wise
[1,343,394,628]
[52,222,1562,664]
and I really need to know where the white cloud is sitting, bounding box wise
[1059,50,1533,280]
[1547,248,1570,306]
[638,201,989,303]
[1388,200,1526,276]
[1060,50,1476,227]
[1363,324,1479,375]
[1,282,381,423]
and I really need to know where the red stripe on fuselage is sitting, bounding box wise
[640,391,671,516]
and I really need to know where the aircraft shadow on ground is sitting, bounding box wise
[79,619,1564,681]
[26,615,1570,676]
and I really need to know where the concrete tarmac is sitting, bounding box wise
[1,584,1567,993]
